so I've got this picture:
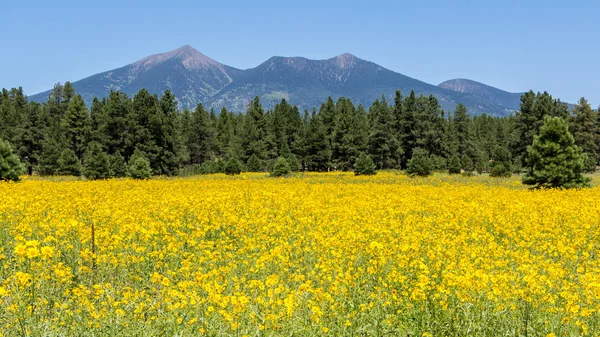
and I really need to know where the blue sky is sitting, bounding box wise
[2,0,599,105]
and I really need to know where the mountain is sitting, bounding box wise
[30,45,243,108]
[30,45,525,116]
[439,79,524,114]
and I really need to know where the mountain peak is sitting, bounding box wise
[133,45,223,71]
[332,53,358,69]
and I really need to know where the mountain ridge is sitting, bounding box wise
[30,45,526,116]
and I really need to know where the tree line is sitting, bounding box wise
[0,83,598,183]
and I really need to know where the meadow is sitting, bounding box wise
[1,172,599,336]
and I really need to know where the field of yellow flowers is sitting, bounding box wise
[1,172,599,336]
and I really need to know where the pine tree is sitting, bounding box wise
[368,97,399,169]
[187,103,217,165]
[110,152,127,178]
[246,154,263,172]
[331,99,368,171]
[490,146,512,178]
[354,152,377,176]
[406,148,433,177]
[240,97,267,162]
[127,149,152,179]
[270,157,291,177]
[38,139,63,176]
[523,116,590,189]
[287,154,301,172]
[83,142,112,180]
[224,157,242,175]
[57,149,82,176]
[156,90,181,176]
[570,97,598,172]
[475,151,489,175]
[17,102,45,175]
[0,138,25,182]
[461,153,474,172]
[62,95,89,160]
[304,109,331,171]
[448,153,461,174]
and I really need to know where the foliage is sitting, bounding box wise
[405,148,433,177]
[490,146,512,178]
[83,142,112,180]
[224,157,242,175]
[57,149,82,176]
[0,138,25,182]
[270,156,291,177]
[353,152,377,176]
[287,154,301,172]
[523,116,590,189]
[448,153,461,174]
[127,149,153,180]
[110,152,127,178]
[246,154,263,172]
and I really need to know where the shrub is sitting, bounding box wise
[127,149,152,180]
[270,157,291,177]
[0,138,25,182]
[224,158,242,175]
[353,152,377,176]
[406,148,433,177]
[490,146,512,178]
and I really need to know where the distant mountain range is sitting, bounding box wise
[30,45,527,116]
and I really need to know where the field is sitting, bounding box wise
[1,172,600,336]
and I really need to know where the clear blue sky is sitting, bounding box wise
[2,0,599,105]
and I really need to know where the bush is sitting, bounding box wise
[354,152,377,176]
[127,149,152,180]
[110,152,127,178]
[0,138,25,182]
[448,153,461,174]
[83,142,112,180]
[224,158,242,175]
[490,146,512,178]
[57,149,82,176]
[287,154,301,172]
[406,148,433,177]
[246,154,263,172]
[270,157,291,177]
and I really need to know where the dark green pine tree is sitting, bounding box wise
[452,103,472,156]
[461,153,474,173]
[287,154,301,172]
[110,151,127,178]
[62,95,89,160]
[88,98,109,148]
[246,154,263,172]
[406,148,433,177]
[156,90,182,176]
[224,157,242,175]
[38,138,64,176]
[397,90,417,168]
[368,97,400,169]
[0,138,25,182]
[83,142,112,180]
[490,146,512,178]
[448,153,461,174]
[318,96,338,154]
[103,91,133,155]
[240,97,267,162]
[523,116,590,189]
[187,103,217,165]
[570,97,598,172]
[127,148,153,179]
[331,98,368,171]
[130,89,161,167]
[304,109,331,172]
[16,102,45,175]
[354,152,377,176]
[475,151,489,175]
[270,156,291,177]
[57,149,82,176]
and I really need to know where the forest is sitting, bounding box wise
[0,82,598,179]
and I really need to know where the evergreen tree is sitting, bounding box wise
[287,154,301,172]
[187,103,217,165]
[448,153,461,174]
[368,97,400,169]
[57,149,82,176]
[331,99,368,171]
[406,148,433,177]
[461,153,474,172]
[156,90,181,176]
[0,138,25,182]
[224,157,242,175]
[62,95,89,160]
[110,152,127,178]
[270,156,291,177]
[490,146,512,178]
[240,97,267,161]
[354,152,377,176]
[523,116,590,189]
[17,102,45,175]
[304,109,331,171]
[570,97,598,172]
[127,149,152,179]
[475,151,489,175]
[83,142,112,180]
[38,139,63,176]
[246,154,263,172]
